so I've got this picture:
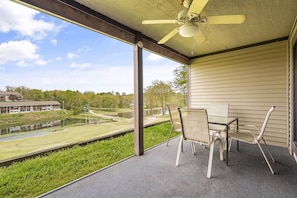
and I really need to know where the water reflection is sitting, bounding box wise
[2,120,62,135]
[0,118,102,136]
[0,108,162,139]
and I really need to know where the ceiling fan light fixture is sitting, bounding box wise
[179,23,198,37]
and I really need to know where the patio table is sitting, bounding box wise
[208,116,238,166]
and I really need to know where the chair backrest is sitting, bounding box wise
[167,104,181,130]
[208,103,229,117]
[178,108,210,144]
[257,106,275,141]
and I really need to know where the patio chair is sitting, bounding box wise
[208,103,229,130]
[208,103,229,149]
[166,104,182,146]
[228,106,276,174]
[176,108,224,178]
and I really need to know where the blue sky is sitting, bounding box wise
[0,0,180,94]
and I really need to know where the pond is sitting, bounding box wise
[0,108,163,141]
[0,118,109,137]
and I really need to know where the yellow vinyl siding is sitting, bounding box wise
[189,41,288,147]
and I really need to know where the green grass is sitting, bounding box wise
[0,115,169,160]
[0,122,179,198]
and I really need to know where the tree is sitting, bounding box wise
[145,80,174,115]
[144,85,158,116]
[121,94,133,108]
[172,65,187,106]
[5,86,16,92]
[43,90,55,101]
[84,91,98,107]
[101,94,113,109]
[23,89,44,101]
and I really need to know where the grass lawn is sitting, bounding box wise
[0,122,179,198]
[0,121,132,160]
[0,115,169,160]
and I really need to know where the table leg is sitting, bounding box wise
[236,119,239,151]
[226,118,238,166]
[226,126,229,166]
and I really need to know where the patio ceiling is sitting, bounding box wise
[74,0,297,58]
[76,0,297,57]
[13,0,297,64]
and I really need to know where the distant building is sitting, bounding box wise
[0,101,60,114]
[0,91,60,114]
[0,91,23,102]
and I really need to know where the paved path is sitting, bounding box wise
[89,110,164,125]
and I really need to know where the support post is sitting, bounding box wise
[134,32,144,156]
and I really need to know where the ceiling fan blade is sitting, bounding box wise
[187,0,209,17]
[142,20,178,25]
[194,29,206,44]
[158,27,179,44]
[206,15,246,24]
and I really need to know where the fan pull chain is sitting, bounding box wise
[191,37,196,55]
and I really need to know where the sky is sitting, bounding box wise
[0,0,181,94]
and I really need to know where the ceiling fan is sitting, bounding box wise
[142,0,246,44]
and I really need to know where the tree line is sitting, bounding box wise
[2,65,187,115]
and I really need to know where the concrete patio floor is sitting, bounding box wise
[40,137,297,198]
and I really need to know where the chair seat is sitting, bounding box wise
[229,131,257,144]
[209,124,226,132]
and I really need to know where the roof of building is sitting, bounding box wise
[0,101,60,107]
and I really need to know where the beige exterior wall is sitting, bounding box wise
[189,41,288,147]
[289,17,297,159]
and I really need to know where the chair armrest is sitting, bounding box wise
[231,124,260,135]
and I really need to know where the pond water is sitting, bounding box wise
[0,108,163,141]
[0,118,106,137]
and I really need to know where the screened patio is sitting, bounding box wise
[11,0,297,159]
[10,1,297,196]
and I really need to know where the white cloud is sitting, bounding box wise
[143,63,180,87]
[67,52,78,59]
[109,67,118,72]
[35,59,47,66]
[51,39,57,46]
[16,60,28,67]
[67,46,89,60]
[0,0,58,40]
[77,46,90,54]
[31,65,134,93]
[0,40,39,65]
[147,53,163,62]
[70,62,90,69]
